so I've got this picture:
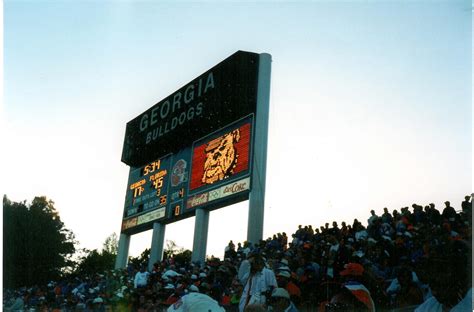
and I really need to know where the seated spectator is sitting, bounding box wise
[393,267,424,309]
[326,286,372,311]
[336,262,376,311]
[276,271,301,303]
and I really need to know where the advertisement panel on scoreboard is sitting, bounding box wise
[121,115,254,234]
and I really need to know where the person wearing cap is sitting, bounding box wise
[335,263,375,311]
[277,271,301,302]
[92,297,105,312]
[167,292,225,312]
[268,288,298,312]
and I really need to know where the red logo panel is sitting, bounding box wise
[190,122,251,191]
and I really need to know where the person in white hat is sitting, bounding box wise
[167,292,225,312]
[268,288,298,312]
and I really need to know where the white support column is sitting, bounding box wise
[115,233,131,269]
[247,53,272,245]
[191,208,210,266]
[148,222,166,271]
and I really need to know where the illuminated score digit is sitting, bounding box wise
[152,177,164,189]
[174,205,180,216]
[133,186,144,198]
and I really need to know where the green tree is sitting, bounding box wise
[74,233,118,276]
[128,248,150,269]
[3,195,76,288]
[163,240,191,266]
[163,240,181,260]
[103,232,118,255]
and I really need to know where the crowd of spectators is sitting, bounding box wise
[4,195,472,311]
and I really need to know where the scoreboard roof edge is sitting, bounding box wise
[121,50,261,167]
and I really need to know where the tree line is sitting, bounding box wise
[4,195,189,289]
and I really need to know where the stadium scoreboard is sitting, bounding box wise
[120,51,260,234]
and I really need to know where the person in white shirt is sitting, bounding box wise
[134,266,150,289]
[239,253,277,312]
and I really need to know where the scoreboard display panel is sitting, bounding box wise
[121,115,254,234]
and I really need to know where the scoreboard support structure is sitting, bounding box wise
[247,53,271,245]
[191,208,210,265]
[115,233,131,269]
[149,222,166,270]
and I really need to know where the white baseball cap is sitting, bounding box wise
[271,288,290,300]
[167,293,225,312]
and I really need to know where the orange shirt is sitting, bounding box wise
[286,281,301,298]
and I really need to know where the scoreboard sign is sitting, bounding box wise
[121,115,254,234]
[121,51,259,167]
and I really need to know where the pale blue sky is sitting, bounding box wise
[2,1,471,258]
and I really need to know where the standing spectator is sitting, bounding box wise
[381,208,393,224]
[134,266,149,289]
[225,240,236,259]
[239,254,277,312]
[281,232,288,250]
[368,210,379,227]
[461,195,471,216]
[441,201,457,222]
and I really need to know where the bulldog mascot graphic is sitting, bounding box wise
[201,129,240,184]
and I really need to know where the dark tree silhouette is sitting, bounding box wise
[3,195,76,288]
[74,233,118,276]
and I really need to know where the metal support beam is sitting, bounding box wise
[247,53,272,245]
[148,222,166,271]
[115,233,131,269]
[191,208,210,266]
